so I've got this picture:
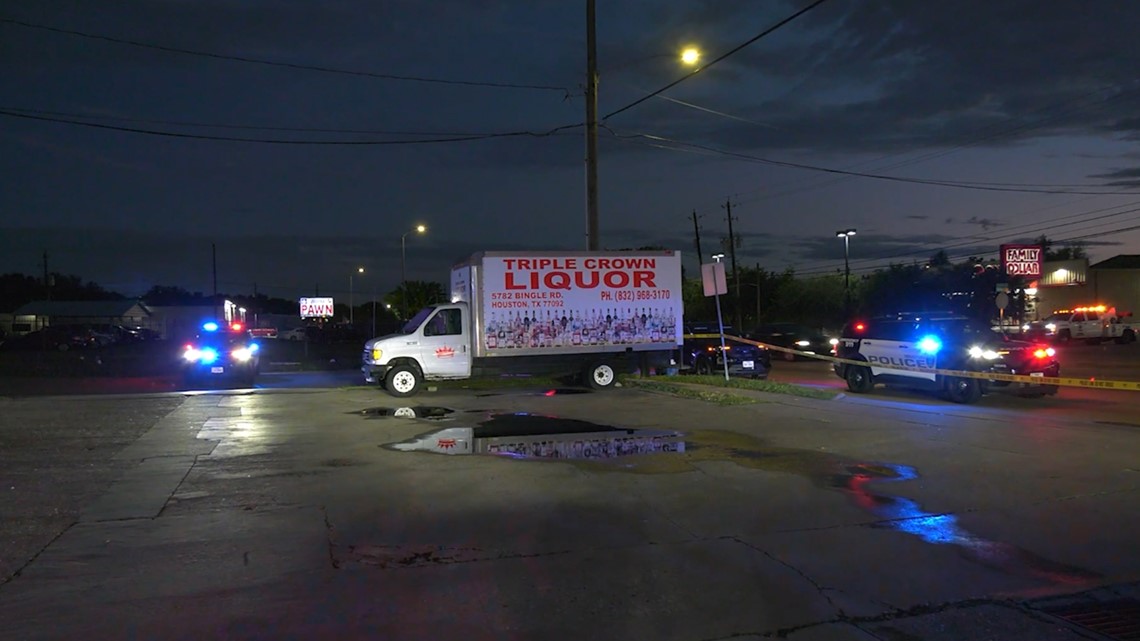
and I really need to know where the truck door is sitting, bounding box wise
[419,307,472,378]
[1070,312,1087,338]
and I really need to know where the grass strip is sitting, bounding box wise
[623,375,837,401]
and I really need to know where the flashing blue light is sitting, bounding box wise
[250,342,259,352]
[199,347,219,364]
[917,335,942,355]
[202,321,219,332]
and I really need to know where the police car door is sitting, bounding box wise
[862,320,934,381]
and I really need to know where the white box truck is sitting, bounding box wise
[362,250,684,397]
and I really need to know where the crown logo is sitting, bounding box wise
[437,438,457,449]
[435,346,455,358]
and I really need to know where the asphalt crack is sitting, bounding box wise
[0,520,77,589]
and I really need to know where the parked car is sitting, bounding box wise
[0,326,98,351]
[681,322,770,379]
[279,326,318,341]
[747,322,833,362]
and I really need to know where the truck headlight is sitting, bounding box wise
[371,347,383,361]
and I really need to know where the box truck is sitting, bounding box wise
[362,250,684,397]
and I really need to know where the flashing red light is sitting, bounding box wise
[231,322,244,331]
[854,322,866,332]
[544,389,557,397]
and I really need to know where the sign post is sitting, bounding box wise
[702,258,730,381]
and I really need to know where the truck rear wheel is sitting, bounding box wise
[385,364,421,398]
[585,361,617,390]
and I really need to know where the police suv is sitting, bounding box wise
[833,313,1060,403]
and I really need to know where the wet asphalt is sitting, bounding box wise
[1,383,1138,640]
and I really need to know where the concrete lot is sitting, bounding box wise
[1,384,1138,640]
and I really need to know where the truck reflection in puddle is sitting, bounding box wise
[383,412,684,460]
[355,406,456,420]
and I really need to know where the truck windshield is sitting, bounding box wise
[401,307,435,334]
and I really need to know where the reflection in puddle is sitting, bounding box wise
[481,430,684,460]
[832,463,1101,585]
[355,406,455,420]
[384,412,684,460]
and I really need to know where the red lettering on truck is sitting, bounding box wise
[504,269,658,290]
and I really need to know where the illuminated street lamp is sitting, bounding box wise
[680,46,701,66]
[836,229,856,316]
[401,224,427,319]
[349,266,364,324]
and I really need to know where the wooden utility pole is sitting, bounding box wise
[691,210,704,266]
[723,200,742,329]
[585,0,599,250]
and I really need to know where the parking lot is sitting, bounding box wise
[2,370,1139,639]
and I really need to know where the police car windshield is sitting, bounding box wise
[924,318,1001,340]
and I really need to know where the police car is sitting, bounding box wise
[833,313,1060,403]
[181,321,261,386]
[681,323,771,379]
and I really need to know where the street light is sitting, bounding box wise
[836,229,856,316]
[349,266,364,324]
[680,46,701,66]
[401,224,427,320]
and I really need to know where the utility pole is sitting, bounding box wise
[585,0,599,250]
[212,243,219,322]
[691,210,704,266]
[755,262,762,324]
[42,250,50,301]
[723,200,742,329]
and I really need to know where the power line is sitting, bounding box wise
[0,16,569,93]
[606,128,1140,195]
[602,0,833,121]
[791,199,1140,275]
[793,207,1140,277]
[0,109,581,144]
[1,106,514,137]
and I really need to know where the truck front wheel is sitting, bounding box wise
[385,364,421,397]
[585,361,617,390]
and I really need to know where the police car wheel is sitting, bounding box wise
[946,377,981,404]
[385,365,421,398]
[845,365,873,393]
[695,359,712,375]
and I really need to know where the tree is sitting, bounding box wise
[1033,235,1087,261]
[385,280,447,318]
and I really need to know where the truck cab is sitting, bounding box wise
[1043,305,1112,344]
[362,303,473,396]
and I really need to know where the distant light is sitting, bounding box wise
[231,322,243,331]
[202,321,219,332]
[1025,287,1037,295]
[680,47,700,65]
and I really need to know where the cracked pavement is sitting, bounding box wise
[1,384,1138,640]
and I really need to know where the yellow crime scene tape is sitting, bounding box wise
[683,333,1140,392]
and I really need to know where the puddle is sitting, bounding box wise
[384,412,684,460]
[538,388,591,396]
[829,463,1101,585]
[355,406,455,420]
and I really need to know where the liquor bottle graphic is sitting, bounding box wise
[571,310,582,345]
[487,311,499,349]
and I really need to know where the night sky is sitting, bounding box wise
[4,1,1140,302]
